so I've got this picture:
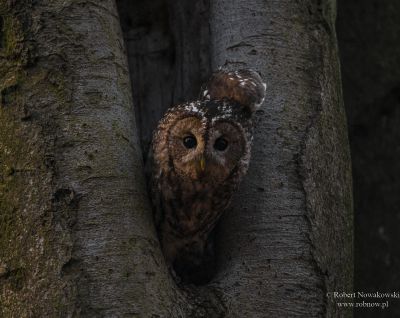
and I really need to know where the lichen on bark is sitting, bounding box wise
[0,2,74,316]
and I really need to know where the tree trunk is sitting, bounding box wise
[0,1,176,316]
[1,0,352,317]
[208,0,353,317]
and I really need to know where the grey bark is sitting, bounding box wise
[0,0,352,317]
[208,0,352,317]
[0,1,177,316]
[337,1,400,317]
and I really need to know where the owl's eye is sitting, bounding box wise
[214,137,228,151]
[183,135,197,149]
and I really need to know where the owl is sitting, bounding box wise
[148,69,266,283]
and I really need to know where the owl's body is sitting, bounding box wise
[149,69,266,283]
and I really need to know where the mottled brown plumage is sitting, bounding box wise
[148,69,266,283]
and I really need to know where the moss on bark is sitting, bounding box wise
[0,2,73,316]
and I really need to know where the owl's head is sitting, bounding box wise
[154,69,266,184]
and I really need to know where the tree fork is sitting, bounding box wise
[118,0,353,316]
[0,0,353,317]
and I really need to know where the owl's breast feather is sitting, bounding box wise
[161,176,233,237]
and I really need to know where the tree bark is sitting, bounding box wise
[208,0,353,317]
[1,0,352,317]
[0,1,177,316]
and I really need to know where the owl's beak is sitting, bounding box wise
[199,157,206,172]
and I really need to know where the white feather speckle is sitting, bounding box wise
[185,101,205,114]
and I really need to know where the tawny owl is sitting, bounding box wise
[148,69,266,283]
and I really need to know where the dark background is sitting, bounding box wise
[337,1,400,317]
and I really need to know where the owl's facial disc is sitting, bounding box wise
[204,121,246,183]
[169,116,207,180]
[168,116,246,183]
